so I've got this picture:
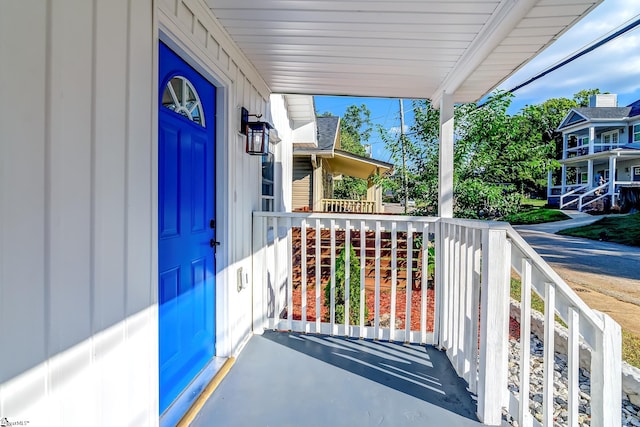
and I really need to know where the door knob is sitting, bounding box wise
[210,239,220,248]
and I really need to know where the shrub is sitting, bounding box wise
[324,245,367,325]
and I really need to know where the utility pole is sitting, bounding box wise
[399,99,408,214]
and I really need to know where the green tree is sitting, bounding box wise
[324,245,367,325]
[573,88,602,107]
[333,104,372,199]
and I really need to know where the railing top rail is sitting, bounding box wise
[580,181,609,198]
[253,211,440,223]
[321,198,375,203]
[505,225,605,331]
[561,184,588,198]
[439,217,509,230]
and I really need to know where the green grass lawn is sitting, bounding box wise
[510,277,640,368]
[504,208,570,225]
[558,213,640,247]
[521,198,547,208]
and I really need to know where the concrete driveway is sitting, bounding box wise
[513,212,640,334]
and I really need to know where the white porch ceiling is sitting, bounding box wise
[207,0,601,103]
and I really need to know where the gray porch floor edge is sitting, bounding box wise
[191,331,485,427]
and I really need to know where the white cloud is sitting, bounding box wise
[387,125,409,135]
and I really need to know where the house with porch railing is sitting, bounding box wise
[293,114,393,213]
[548,94,640,211]
[0,1,622,426]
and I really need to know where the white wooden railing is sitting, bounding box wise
[252,212,621,427]
[321,198,376,213]
[577,181,609,211]
[505,227,621,427]
[560,185,588,209]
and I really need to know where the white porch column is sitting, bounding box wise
[589,126,595,155]
[439,92,454,218]
[547,170,553,198]
[561,165,567,193]
[312,156,323,211]
[609,155,616,206]
[587,159,594,189]
[562,134,568,160]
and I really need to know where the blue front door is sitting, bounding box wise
[158,42,216,414]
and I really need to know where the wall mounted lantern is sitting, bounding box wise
[241,107,273,156]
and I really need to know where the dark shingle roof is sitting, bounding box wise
[628,99,640,118]
[317,116,339,151]
[573,107,631,120]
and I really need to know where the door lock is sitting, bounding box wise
[210,239,220,248]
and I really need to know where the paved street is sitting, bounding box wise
[514,212,640,334]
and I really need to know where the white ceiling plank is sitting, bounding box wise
[212,11,492,26]
[206,0,603,100]
[210,0,500,15]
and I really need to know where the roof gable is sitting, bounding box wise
[316,116,340,151]
[558,106,632,131]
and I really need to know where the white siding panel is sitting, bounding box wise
[0,0,48,387]
[94,0,128,332]
[48,0,93,355]
[1,0,156,425]
[127,0,155,316]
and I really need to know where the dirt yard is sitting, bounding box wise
[552,265,640,336]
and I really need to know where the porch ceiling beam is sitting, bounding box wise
[431,0,538,106]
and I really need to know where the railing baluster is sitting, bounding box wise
[420,222,428,345]
[448,223,455,350]
[345,220,351,336]
[470,227,481,394]
[456,225,468,375]
[375,221,382,340]
[405,222,413,342]
[301,219,308,333]
[360,220,366,338]
[591,312,622,427]
[315,218,321,334]
[252,215,268,333]
[433,220,442,346]
[519,258,533,427]
[287,217,293,331]
[391,221,398,342]
[330,219,336,335]
[450,224,460,363]
[477,227,508,425]
[462,226,473,380]
[568,307,579,427]
[272,216,280,330]
[543,282,556,427]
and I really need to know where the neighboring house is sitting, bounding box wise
[549,94,640,211]
[1,1,620,427]
[293,116,393,213]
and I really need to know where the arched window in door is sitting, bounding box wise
[161,76,205,126]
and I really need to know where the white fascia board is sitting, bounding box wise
[431,0,538,105]
[292,120,317,145]
[561,120,628,134]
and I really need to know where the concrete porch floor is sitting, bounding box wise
[191,331,485,427]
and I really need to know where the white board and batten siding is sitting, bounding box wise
[0,0,293,425]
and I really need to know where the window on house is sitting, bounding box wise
[161,76,205,126]
[261,149,275,211]
[580,172,588,184]
[634,124,640,142]
[602,131,619,146]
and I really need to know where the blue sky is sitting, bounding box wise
[314,0,640,161]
